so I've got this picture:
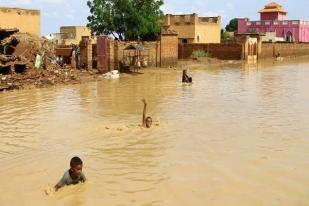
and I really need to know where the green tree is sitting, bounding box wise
[87,0,164,40]
[225,18,238,32]
[221,29,231,40]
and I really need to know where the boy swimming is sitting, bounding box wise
[142,98,152,128]
[54,156,86,191]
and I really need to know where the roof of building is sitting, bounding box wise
[60,26,89,29]
[0,7,40,14]
[165,13,220,19]
[258,2,287,14]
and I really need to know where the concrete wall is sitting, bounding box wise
[299,23,309,42]
[238,18,248,34]
[170,25,196,42]
[0,7,40,36]
[60,26,92,45]
[260,42,309,59]
[195,24,221,43]
[178,43,243,60]
[163,14,221,44]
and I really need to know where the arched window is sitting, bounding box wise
[286,31,293,42]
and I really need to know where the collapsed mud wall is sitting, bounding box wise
[0,32,82,91]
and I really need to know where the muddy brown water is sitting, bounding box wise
[1,61,309,206]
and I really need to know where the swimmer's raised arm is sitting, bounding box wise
[142,98,147,127]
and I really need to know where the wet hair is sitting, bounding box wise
[70,156,83,168]
[145,116,152,128]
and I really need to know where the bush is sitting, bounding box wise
[221,30,231,40]
[191,50,209,58]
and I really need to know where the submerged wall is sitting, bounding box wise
[260,43,309,59]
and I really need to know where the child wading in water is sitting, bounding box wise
[142,99,152,128]
[182,69,192,83]
[54,156,86,191]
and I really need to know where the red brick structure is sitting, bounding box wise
[96,36,109,73]
[160,29,178,67]
[79,36,93,70]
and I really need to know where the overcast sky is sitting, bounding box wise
[0,0,309,36]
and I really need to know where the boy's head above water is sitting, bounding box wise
[145,116,152,128]
[70,156,83,178]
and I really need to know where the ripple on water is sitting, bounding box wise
[1,65,309,205]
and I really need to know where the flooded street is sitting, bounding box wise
[1,61,309,206]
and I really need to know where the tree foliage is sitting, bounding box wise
[87,0,164,40]
[225,18,238,32]
[221,29,231,40]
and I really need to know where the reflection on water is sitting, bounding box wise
[1,62,309,206]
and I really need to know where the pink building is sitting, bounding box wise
[238,2,309,42]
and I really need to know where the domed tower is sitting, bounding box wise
[259,2,287,21]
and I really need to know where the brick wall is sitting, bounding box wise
[260,43,309,59]
[178,43,243,60]
[160,34,178,67]
[79,40,87,67]
[108,40,115,72]
[79,37,93,69]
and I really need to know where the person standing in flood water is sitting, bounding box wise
[142,99,152,128]
[54,156,86,191]
[182,69,192,83]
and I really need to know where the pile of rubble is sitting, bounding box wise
[0,32,84,91]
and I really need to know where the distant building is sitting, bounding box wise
[162,13,221,44]
[44,33,62,41]
[238,2,309,43]
[46,26,93,45]
[0,7,40,36]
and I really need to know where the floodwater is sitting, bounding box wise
[1,60,309,206]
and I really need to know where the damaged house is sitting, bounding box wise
[0,7,40,37]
